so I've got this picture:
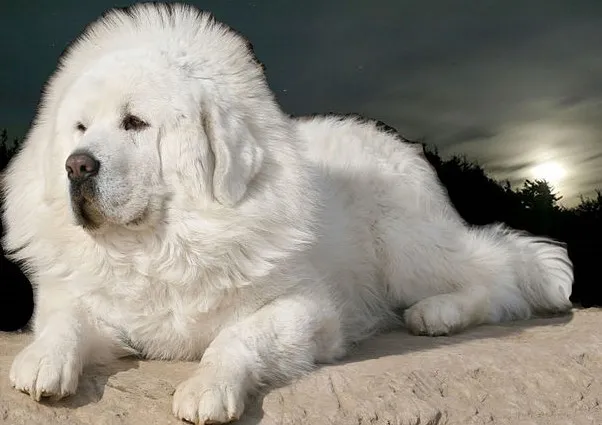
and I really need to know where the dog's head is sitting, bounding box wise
[51,4,286,233]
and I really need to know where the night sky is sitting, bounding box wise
[2,0,602,206]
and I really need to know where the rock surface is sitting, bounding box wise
[1,308,601,425]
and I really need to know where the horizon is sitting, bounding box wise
[2,1,602,206]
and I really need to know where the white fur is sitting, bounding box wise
[1,3,573,424]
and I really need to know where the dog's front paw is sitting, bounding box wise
[9,340,82,401]
[172,367,245,425]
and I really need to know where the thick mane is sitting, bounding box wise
[2,2,318,297]
[60,3,266,95]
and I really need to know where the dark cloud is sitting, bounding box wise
[1,0,602,205]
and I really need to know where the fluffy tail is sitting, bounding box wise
[489,224,574,316]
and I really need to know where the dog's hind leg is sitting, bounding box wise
[403,285,496,336]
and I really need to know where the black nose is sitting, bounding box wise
[65,152,100,181]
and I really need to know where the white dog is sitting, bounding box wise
[2,3,573,424]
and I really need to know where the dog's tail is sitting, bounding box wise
[486,224,573,319]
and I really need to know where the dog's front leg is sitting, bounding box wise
[10,301,119,401]
[172,292,346,424]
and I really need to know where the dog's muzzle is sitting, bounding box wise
[65,151,104,229]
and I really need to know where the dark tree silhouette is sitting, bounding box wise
[0,129,20,171]
[1,130,34,331]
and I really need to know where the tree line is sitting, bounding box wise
[1,127,600,331]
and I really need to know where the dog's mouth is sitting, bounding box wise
[69,181,152,231]
[69,180,105,231]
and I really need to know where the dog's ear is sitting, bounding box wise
[201,103,264,207]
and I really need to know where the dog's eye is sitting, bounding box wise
[122,114,149,131]
[76,122,87,132]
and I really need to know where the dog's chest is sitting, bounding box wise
[85,270,240,360]
[80,237,267,360]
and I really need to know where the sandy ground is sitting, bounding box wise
[1,308,601,425]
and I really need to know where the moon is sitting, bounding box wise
[530,161,567,185]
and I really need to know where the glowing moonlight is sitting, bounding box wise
[530,161,567,185]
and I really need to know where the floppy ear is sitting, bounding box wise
[201,102,264,207]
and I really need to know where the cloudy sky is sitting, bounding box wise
[1,0,602,205]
